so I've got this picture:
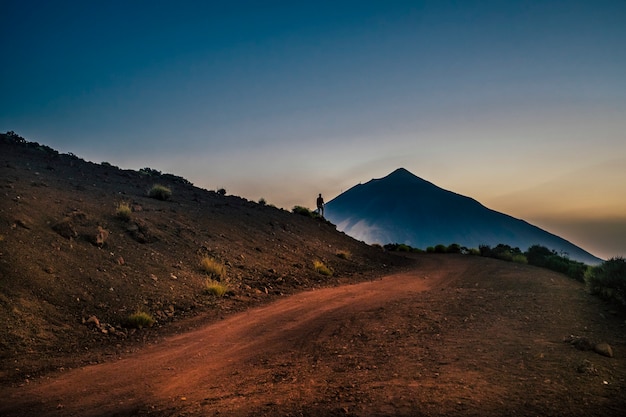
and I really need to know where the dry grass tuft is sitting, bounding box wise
[148,184,172,200]
[125,311,155,329]
[115,202,132,221]
[200,256,226,280]
[204,279,229,297]
[313,260,333,276]
[336,250,351,260]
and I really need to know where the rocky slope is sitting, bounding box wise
[0,133,412,383]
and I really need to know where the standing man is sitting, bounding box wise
[316,193,325,217]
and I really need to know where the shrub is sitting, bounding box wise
[258,197,266,206]
[204,279,229,297]
[200,256,226,280]
[565,260,588,282]
[478,244,493,257]
[336,250,351,260]
[115,202,132,221]
[384,243,419,252]
[512,254,528,264]
[434,244,447,253]
[292,205,315,218]
[125,311,155,329]
[398,244,413,252]
[216,188,226,196]
[479,244,523,262]
[523,245,587,281]
[585,257,626,307]
[446,243,462,254]
[525,245,554,267]
[313,260,333,276]
[139,167,162,177]
[148,184,171,200]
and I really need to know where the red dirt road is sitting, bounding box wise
[1,255,625,416]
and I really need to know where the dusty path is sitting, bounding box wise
[1,255,625,416]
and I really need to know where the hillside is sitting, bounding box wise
[0,133,413,383]
[325,168,602,265]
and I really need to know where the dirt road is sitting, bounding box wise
[1,255,625,416]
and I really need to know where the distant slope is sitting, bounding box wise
[325,168,602,265]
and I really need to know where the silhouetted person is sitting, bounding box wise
[316,193,325,217]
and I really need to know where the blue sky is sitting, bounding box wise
[1,1,625,259]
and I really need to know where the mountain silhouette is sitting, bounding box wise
[325,168,602,265]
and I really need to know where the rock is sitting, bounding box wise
[564,335,594,351]
[14,218,31,229]
[594,343,614,358]
[52,218,77,239]
[127,219,158,243]
[576,359,598,374]
[94,226,109,247]
[85,316,100,328]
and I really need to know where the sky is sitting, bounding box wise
[1,0,625,260]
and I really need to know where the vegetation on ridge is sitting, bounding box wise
[383,241,625,310]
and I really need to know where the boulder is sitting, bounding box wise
[594,343,614,358]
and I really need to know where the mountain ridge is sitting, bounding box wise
[326,168,602,265]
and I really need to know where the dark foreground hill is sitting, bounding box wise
[325,168,602,265]
[0,133,412,383]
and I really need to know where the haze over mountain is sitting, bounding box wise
[325,168,602,265]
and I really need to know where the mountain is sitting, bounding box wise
[325,168,603,265]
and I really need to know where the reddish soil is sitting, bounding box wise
[1,255,625,417]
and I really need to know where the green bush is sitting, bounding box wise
[446,243,462,254]
[336,250,351,260]
[148,184,172,200]
[512,254,528,264]
[585,257,626,307]
[525,245,554,267]
[292,205,316,218]
[524,245,587,281]
[433,244,447,253]
[384,243,421,252]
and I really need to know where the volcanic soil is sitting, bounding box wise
[1,133,625,416]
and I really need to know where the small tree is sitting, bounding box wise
[446,243,462,254]
[525,245,554,267]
